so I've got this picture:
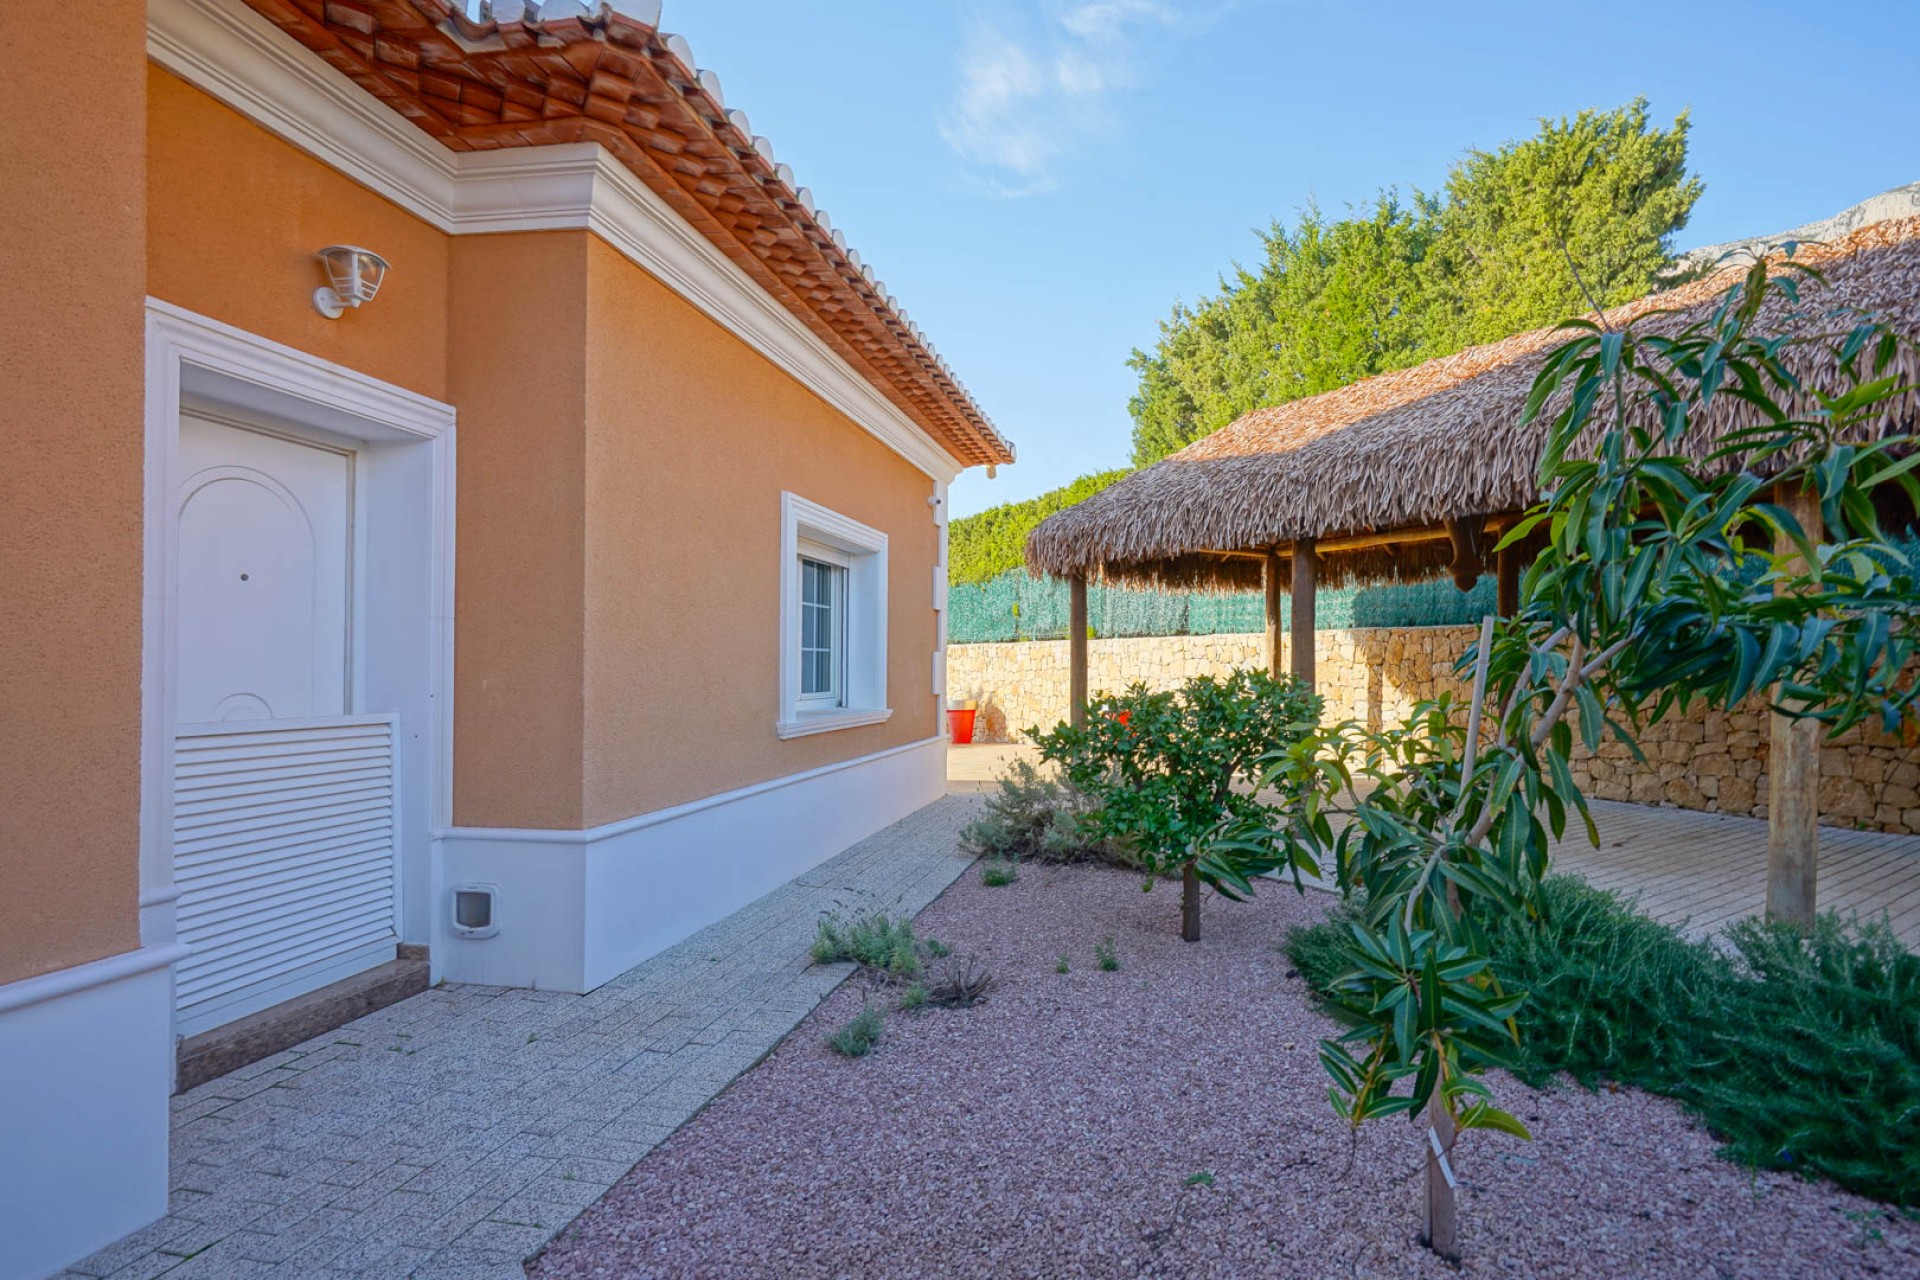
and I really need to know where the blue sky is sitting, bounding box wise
[661,1,1920,517]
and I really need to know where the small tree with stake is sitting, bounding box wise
[1033,668,1322,941]
[1219,252,1920,1260]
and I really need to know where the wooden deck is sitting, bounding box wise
[1558,800,1920,946]
[947,743,1920,948]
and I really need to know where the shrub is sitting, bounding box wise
[1699,915,1920,1204]
[1095,936,1120,972]
[1288,877,1718,1088]
[927,955,996,1008]
[980,860,1018,887]
[1035,669,1322,940]
[899,983,928,1011]
[829,1005,885,1057]
[960,760,1130,867]
[1287,878,1920,1206]
[811,913,935,979]
[947,468,1129,585]
[1476,876,1721,1089]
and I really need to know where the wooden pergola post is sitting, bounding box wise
[1068,573,1088,728]
[1264,550,1284,677]
[1290,539,1317,689]
[1496,543,1521,618]
[1767,487,1822,928]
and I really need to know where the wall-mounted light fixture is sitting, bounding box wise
[313,244,390,319]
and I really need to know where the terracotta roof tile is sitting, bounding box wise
[242,0,1013,468]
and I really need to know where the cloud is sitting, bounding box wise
[940,1,1187,195]
[1058,0,1179,41]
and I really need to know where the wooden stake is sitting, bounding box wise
[1264,550,1284,678]
[1767,486,1821,928]
[1068,574,1088,729]
[1290,539,1317,689]
[1424,1097,1460,1261]
[1419,615,1492,1262]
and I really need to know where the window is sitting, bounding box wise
[779,493,891,738]
[797,553,845,705]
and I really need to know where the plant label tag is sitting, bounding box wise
[1428,1126,1459,1190]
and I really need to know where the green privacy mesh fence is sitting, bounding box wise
[948,536,1920,643]
[948,569,1499,643]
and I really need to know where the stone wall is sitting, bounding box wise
[946,629,1920,835]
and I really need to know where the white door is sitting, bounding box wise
[171,415,399,1036]
[176,414,350,723]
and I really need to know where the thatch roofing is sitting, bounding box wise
[1028,217,1920,591]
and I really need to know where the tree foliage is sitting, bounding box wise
[1129,195,1437,465]
[1219,257,1919,1252]
[948,468,1128,586]
[1289,878,1920,1207]
[1032,670,1321,939]
[1421,98,1702,352]
[1129,99,1704,466]
[948,100,1702,585]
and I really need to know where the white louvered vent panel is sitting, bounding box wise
[174,717,398,1029]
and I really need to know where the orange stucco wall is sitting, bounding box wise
[138,67,946,840]
[146,69,450,402]
[580,237,940,825]
[0,10,148,983]
[448,232,593,829]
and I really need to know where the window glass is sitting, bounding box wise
[799,556,842,701]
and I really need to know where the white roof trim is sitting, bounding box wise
[146,0,964,484]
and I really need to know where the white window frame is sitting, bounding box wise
[779,492,891,738]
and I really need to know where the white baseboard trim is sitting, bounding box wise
[0,946,181,1279]
[435,735,947,992]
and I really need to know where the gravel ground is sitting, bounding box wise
[532,863,1920,1280]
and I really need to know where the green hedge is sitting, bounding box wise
[948,470,1129,586]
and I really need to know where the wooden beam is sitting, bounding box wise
[1290,538,1317,689]
[1193,547,1271,562]
[1309,525,1452,555]
[1200,515,1519,563]
[1497,544,1521,618]
[1443,516,1489,591]
[1068,573,1088,728]
[1767,486,1821,928]
[1264,550,1284,678]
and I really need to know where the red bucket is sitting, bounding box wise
[947,707,977,744]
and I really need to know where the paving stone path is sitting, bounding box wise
[64,795,981,1280]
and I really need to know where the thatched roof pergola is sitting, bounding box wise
[1026,218,1920,926]
[1028,217,1920,597]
